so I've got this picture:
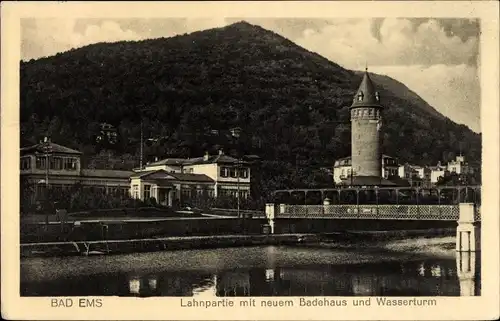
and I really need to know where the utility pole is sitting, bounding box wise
[230,126,242,218]
[42,136,52,228]
[139,106,152,170]
[140,119,144,169]
[237,158,241,218]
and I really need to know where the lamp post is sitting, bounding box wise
[41,137,52,227]
[139,106,152,170]
[230,127,242,218]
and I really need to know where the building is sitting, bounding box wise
[447,155,473,175]
[333,155,399,184]
[397,163,430,187]
[340,68,396,186]
[428,164,447,184]
[21,140,252,208]
[132,150,251,206]
[399,163,425,180]
[20,139,132,203]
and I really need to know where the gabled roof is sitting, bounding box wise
[146,158,186,166]
[130,170,168,179]
[185,154,247,165]
[130,169,214,183]
[350,70,383,109]
[339,175,397,186]
[81,169,133,179]
[335,154,396,162]
[145,153,249,167]
[21,142,82,155]
[169,172,214,182]
[428,166,446,171]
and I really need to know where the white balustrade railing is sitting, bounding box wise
[275,204,465,221]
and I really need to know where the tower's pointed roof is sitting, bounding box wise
[350,68,383,109]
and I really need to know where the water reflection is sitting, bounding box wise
[21,257,480,297]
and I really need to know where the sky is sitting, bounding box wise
[21,18,481,133]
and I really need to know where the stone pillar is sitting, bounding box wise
[265,203,275,234]
[456,251,478,296]
[456,203,481,252]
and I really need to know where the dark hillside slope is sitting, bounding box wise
[20,21,481,193]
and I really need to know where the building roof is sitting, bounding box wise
[169,172,214,182]
[145,153,250,167]
[350,70,383,109]
[388,177,412,187]
[21,142,82,155]
[130,170,159,178]
[336,154,396,161]
[146,158,186,166]
[130,169,214,183]
[339,175,397,186]
[81,169,133,179]
[334,154,397,167]
[428,166,446,171]
[185,154,247,165]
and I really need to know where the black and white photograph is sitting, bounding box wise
[2,1,499,320]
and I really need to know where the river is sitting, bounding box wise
[20,245,480,297]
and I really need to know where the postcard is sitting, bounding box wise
[1,1,499,320]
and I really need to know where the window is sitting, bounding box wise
[36,156,48,169]
[220,167,229,177]
[357,92,364,101]
[230,168,237,178]
[239,168,249,178]
[63,158,77,170]
[50,157,63,170]
[132,185,139,199]
[143,185,151,199]
[452,167,456,173]
[181,188,191,198]
[20,157,31,170]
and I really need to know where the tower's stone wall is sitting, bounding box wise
[351,107,382,177]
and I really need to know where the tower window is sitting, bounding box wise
[375,92,380,102]
[357,91,364,101]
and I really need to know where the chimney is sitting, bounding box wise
[203,151,209,161]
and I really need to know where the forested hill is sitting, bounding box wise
[20,21,481,191]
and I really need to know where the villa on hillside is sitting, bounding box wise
[332,155,399,185]
[20,139,252,208]
[333,153,476,188]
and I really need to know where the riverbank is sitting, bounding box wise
[20,228,456,258]
[307,236,456,258]
[20,233,319,258]
[308,228,457,258]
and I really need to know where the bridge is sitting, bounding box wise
[263,185,481,235]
